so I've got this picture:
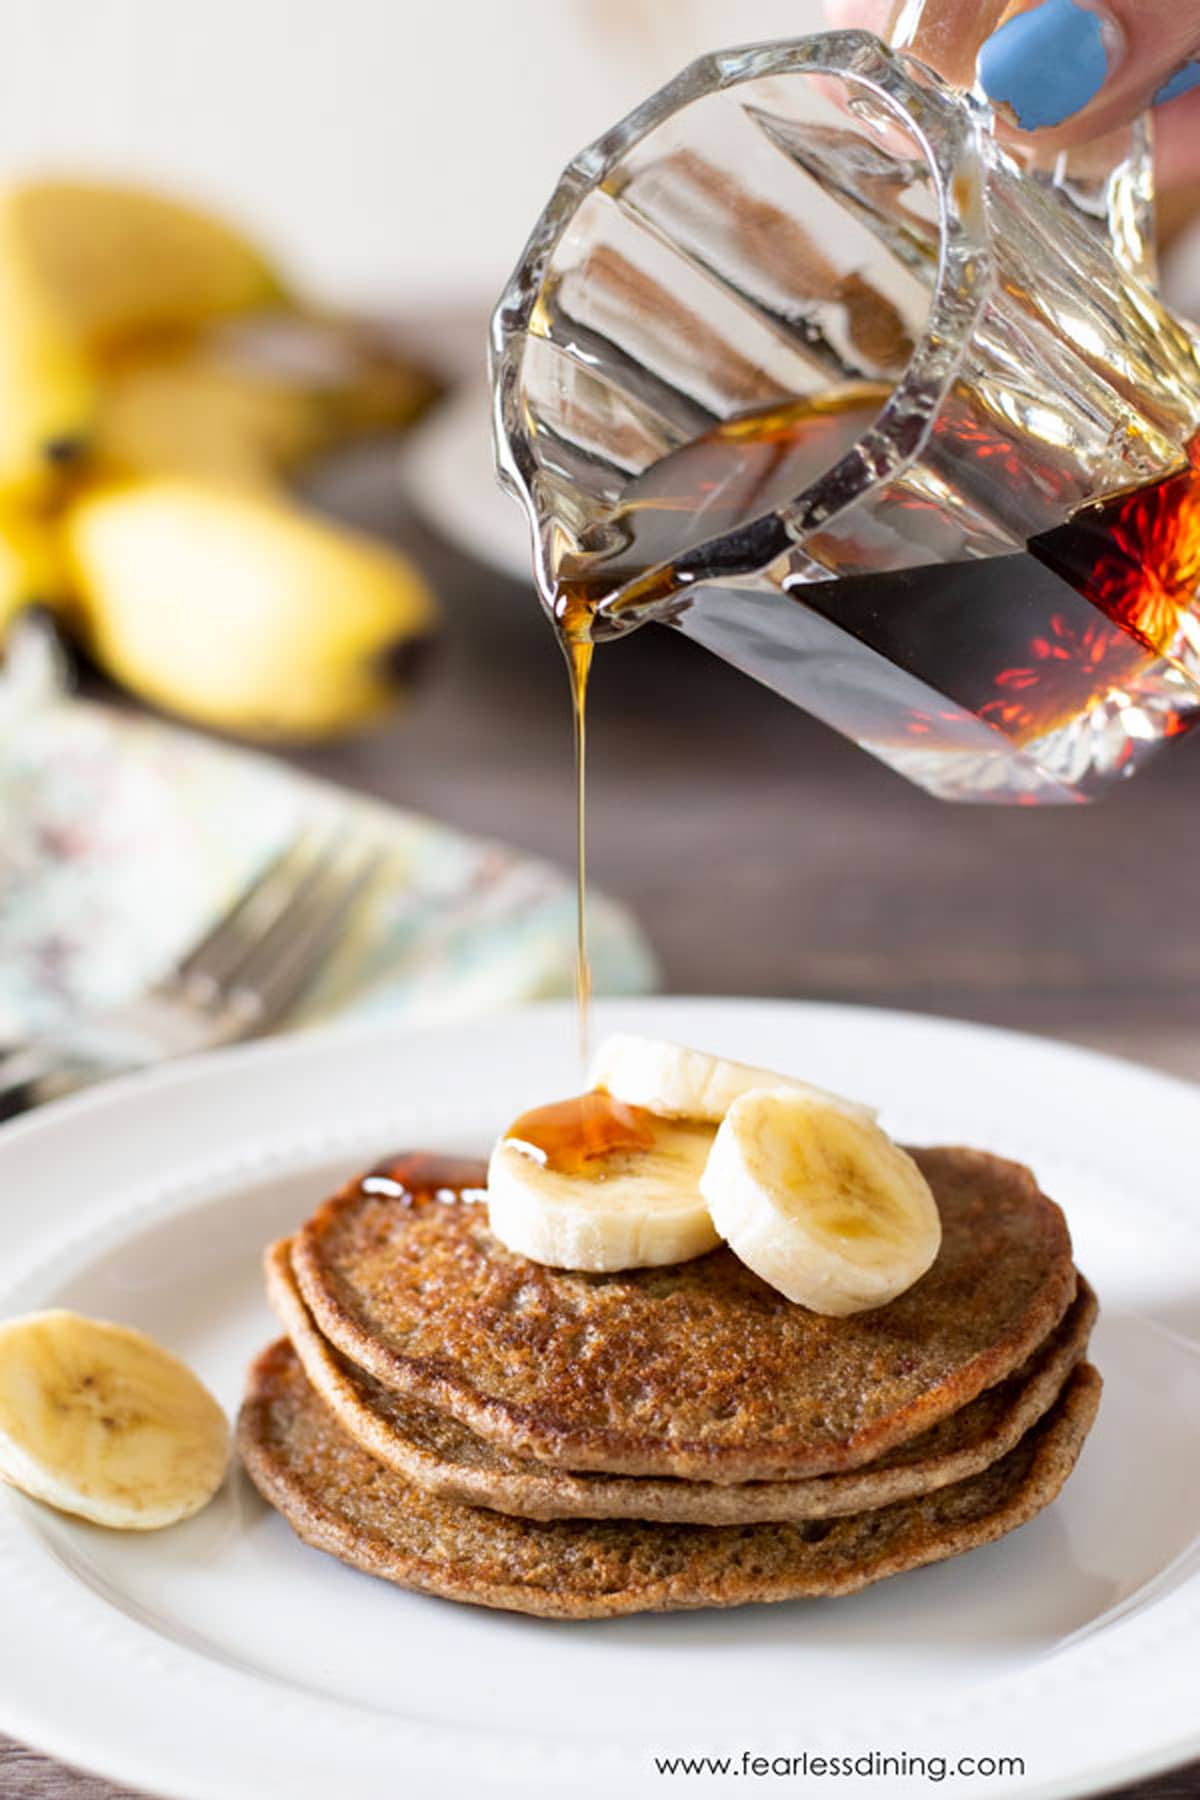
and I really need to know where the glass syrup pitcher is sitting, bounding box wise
[490,27,1200,805]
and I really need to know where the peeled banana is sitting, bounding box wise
[0,1309,229,1529]
[64,476,439,739]
[497,1038,936,1312]
[487,1093,719,1271]
[700,1089,942,1315]
[590,1033,874,1125]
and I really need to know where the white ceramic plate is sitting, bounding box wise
[0,997,1198,1800]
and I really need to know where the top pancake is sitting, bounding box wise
[269,1233,1096,1523]
[292,1145,1076,1483]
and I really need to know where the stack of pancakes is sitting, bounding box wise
[239,1145,1101,1618]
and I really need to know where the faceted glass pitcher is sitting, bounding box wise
[490,30,1200,804]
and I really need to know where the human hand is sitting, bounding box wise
[826,2,1200,185]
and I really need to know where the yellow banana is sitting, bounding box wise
[0,208,94,501]
[0,504,67,638]
[2,178,284,352]
[0,175,285,500]
[701,1090,942,1314]
[488,1091,719,1271]
[96,321,438,492]
[64,476,439,740]
[0,1309,228,1530]
[97,347,321,494]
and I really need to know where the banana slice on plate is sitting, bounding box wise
[487,1091,719,1272]
[0,1310,229,1528]
[589,1033,874,1125]
[700,1090,941,1315]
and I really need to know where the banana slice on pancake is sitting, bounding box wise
[589,1033,874,1124]
[488,1040,913,1301]
[0,1309,229,1528]
[487,1090,719,1271]
[701,1089,941,1315]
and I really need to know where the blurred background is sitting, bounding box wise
[3,0,825,307]
[3,0,1200,1109]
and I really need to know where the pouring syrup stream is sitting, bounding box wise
[565,629,593,1065]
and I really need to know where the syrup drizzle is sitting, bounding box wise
[359,1152,488,1205]
[506,1090,658,1176]
[565,633,594,1067]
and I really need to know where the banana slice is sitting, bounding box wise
[700,1090,941,1314]
[590,1033,874,1125]
[487,1091,719,1271]
[0,1310,229,1529]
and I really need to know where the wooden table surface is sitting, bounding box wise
[4,479,1200,1799]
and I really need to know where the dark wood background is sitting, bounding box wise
[3,453,1199,1798]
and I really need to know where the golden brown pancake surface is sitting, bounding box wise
[290,1146,1077,1482]
[268,1235,1096,1523]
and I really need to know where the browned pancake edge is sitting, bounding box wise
[268,1235,1097,1524]
[237,1342,1102,1620]
[290,1146,1078,1482]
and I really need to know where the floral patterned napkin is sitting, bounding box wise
[0,633,656,1050]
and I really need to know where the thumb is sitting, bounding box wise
[825,1,1200,149]
[975,0,1200,147]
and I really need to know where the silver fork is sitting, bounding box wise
[0,827,385,1116]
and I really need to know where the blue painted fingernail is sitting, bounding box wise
[977,0,1113,131]
[1155,61,1200,106]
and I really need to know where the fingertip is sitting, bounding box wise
[977,0,1112,133]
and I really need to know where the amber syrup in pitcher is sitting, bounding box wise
[550,387,1200,1038]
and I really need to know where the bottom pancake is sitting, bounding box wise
[238,1342,1101,1619]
